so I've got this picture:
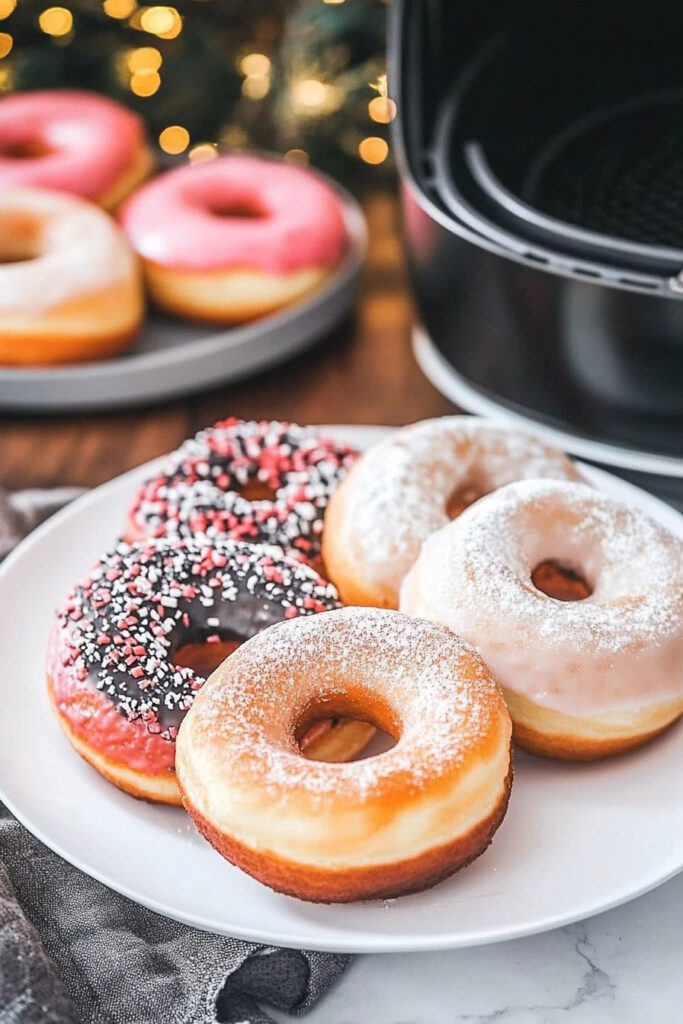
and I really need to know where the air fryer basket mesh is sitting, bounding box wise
[523,97,683,248]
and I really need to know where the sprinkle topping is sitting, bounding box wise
[127,419,358,564]
[54,538,341,741]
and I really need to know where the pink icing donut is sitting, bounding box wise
[120,155,350,322]
[0,90,152,209]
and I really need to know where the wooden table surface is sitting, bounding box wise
[0,192,455,492]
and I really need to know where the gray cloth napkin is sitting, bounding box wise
[0,487,349,1024]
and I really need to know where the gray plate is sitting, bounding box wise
[0,177,366,412]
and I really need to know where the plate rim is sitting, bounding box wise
[1,422,683,953]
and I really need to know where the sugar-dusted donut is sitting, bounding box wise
[126,419,359,568]
[176,607,513,903]
[119,154,349,322]
[47,539,371,805]
[401,479,683,761]
[0,90,152,209]
[0,188,143,366]
[323,417,583,608]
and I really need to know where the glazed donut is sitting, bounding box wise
[0,188,143,366]
[120,154,349,322]
[400,479,683,761]
[0,90,152,209]
[323,417,583,608]
[176,607,513,903]
[47,539,371,805]
[126,419,358,567]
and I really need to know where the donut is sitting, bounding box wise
[126,419,359,568]
[400,479,683,761]
[176,607,513,903]
[47,539,371,805]
[0,90,152,209]
[0,188,143,366]
[119,154,349,322]
[323,417,583,608]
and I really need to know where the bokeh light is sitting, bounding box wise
[127,46,162,72]
[130,68,160,96]
[103,0,136,17]
[368,95,397,124]
[139,5,181,38]
[39,7,74,37]
[293,78,328,108]
[159,124,189,154]
[358,136,389,165]
[242,76,270,100]
[0,33,12,58]
[189,143,218,164]
[239,53,270,77]
[284,148,309,166]
[0,0,16,20]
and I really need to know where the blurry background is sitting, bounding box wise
[0,0,393,183]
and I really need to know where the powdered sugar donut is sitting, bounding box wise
[176,607,513,902]
[323,417,583,608]
[47,539,370,805]
[0,188,143,365]
[126,419,359,567]
[0,90,152,209]
[120,154,348,322]
[401,480,683,760]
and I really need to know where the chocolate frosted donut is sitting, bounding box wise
[125,419,358,567]
[47,538,364,804]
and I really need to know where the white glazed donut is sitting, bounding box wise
[0,188,143,365]
[323,417,583,608]
[401,479,683,760]
[176,607,513,903]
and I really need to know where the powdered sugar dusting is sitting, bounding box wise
[338,417,582,596]
[185,607,505,804]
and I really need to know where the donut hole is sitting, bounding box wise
[446,484,486,519]
[0,212,42,264]
[206,198,267,220]
[239,477,278,503]
[531,559,593,602]
[173,636,243,676]
[295,691,398,763]
[0,139,52,160]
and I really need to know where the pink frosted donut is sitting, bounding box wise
[120,155,349,322]
[401,479,683,761]
[0,90,152,209]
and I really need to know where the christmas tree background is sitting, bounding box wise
[0,0,393,184]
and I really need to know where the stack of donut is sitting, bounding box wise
[48,421,683,903]
[0,90,349,366]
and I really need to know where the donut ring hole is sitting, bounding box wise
[0,211,42,264]
[173,636,243,677]
[446,483,487,519]
[205,197,267,220]
[0,138,53,160]
[295,688,399,762]
[531,559,593,602]
[239,477,278,503]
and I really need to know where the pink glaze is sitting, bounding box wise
[0,90,147,201]
[47,627,174,777]
[120,155,349,272]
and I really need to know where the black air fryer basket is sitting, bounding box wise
[390,0,683,501]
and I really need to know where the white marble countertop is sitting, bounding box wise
[273,871,683,1023]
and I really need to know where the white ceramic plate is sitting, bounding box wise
[1,425,682,954]
[0,174,366,413]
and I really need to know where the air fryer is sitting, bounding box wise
[389,0,683,492]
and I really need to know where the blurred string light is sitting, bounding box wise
[103,0,136,17]
[291,77,343,114]
[239,51,271,100]
[39,7,74,37]
[284,148,309,165]
[127,45,161,72]
[130,67,160,95]
[130,5,182,39]
[368,73,396,124]
[0,32,11,57]
[189,142,217,164]
[159,124,189,154]
[0,0,15,19]
[358,135,388,164]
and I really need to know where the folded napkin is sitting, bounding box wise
[0,487,349,1024]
